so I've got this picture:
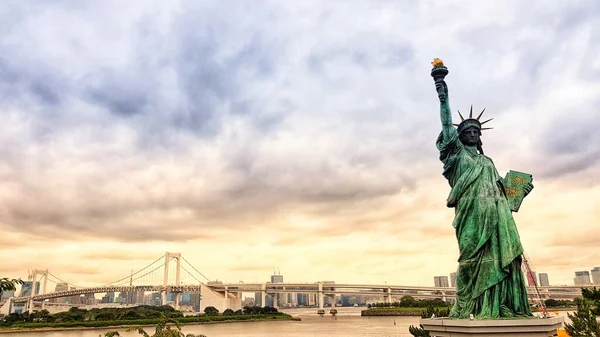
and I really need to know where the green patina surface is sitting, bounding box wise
[430,62,532,320]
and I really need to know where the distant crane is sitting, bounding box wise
[522,253,548,317]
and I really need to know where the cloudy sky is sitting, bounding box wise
[1,1,599,291]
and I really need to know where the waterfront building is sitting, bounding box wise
[116,292,127,304]
[297,293,309,306]
[265,294,274,307]
[190,292,201,311]
[0,290,15,305]
[181,293,192,305]
[538,273,550,286]
[254,292,263,306]
[270,273,286,307]
[69,287,81,305]
[17,281,40,297]
[242,297,255,307]
[591,267,600,285]
[450,272,457,288]
[342,295,361,306]
[83,293,96,305]
[151,292,162,306]
[434,276,449,288]
[574,271,592,285]
[50,283,69,304]
[287,293,297,307]
[136,291,145,304]
[102,292,115,303]
[166,292,177,302]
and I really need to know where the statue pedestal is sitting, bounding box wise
[420,316,564,337]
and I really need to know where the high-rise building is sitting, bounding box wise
[83,293,96,305]
[434,276,449,288]
[270,274,286,307]
[69,287,81,305]
[136,291,145,304]
[0,290,15,302]
[265,294,274,307]
[271,274,284,283]
[450,272,457,288]
[591,267,600,285]
[183,293,193,305]
[50,283,69,304]
[190,292,201,312]
[297,293,309,306]
[242,297,255,307]
[17,281,40,297]
[124,291,145,305]
[102,292,115,303]
[254,292,263,307]
[574,271,592,285]
[287,293,297,307]
[538,273,550,287]
[55,283,69,292]
[151,292,162,306]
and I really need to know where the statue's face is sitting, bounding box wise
[459,126,480,146]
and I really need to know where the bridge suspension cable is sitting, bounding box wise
[181,256,210,281]
[47,271,83,289]
[180,265,203,284]
[127,263,165,285]
[103,254,166,286]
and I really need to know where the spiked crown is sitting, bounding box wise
[454,105,493,133]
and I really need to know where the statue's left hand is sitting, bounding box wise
[523,182,534,197]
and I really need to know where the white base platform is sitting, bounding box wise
[420,316,564,337]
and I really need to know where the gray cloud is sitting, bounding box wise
[533,101,600,178]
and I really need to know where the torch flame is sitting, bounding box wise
[431,58,444,67]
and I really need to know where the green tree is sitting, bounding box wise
[203,306,219,316]
[400,295,417,307]
[222,309,234,316]
[408,304,452,337]
[0,278,23,294]
[408,325,431,337]
[582,287,600,315]
[564,288,600,337]
[261,306,278,314]
[30,309,52,322]
[242,306,258,314]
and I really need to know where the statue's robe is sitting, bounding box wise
[437,128,532,319]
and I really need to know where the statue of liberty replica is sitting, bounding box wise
[431,59,534,319]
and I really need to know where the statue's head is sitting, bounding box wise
[454,106,493,154]
[458,123,481,147]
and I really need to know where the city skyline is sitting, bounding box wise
[1,1,600,288]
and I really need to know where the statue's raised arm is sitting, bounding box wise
[431,59,453,141]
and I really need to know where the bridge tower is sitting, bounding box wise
[27,269,48,314]
[384,287,392,304]
[162,252,182,309]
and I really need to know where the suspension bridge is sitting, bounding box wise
[2,252,590,315]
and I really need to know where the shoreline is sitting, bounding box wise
[0,317,297,334]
